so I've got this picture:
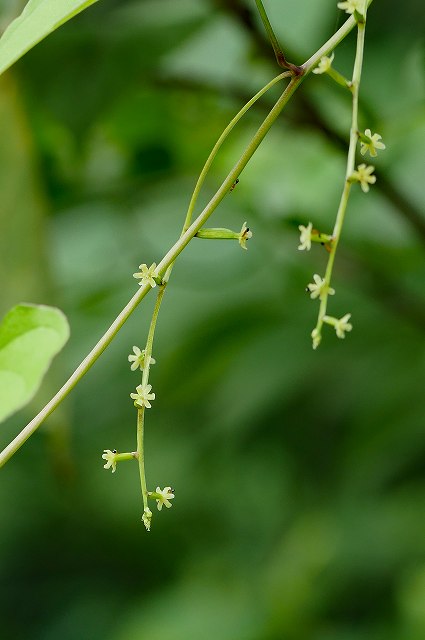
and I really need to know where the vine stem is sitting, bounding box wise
[136,284,166,504]
[313,8,368,347]
[0,7,370,468]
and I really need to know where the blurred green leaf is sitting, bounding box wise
[0,303,69,422]
[0,0,100,77]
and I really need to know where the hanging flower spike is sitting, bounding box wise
[133,263,158,288]
[360,129,386,158]
[350,164,376,193]
[153,487,175,511]
[306,274,335,301]
[130,383,155,409]
[238,222,253,250]
[128,346,156,372]
[323,313,353,339]
[142,507,152,532]
[298,222,313,251]
[337,0,364,15]
[313,53,334,75]
[102,449,118,473]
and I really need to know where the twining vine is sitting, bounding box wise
[1,0,385,532]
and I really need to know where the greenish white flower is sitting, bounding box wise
[313,53,334,75]
[133,263,158,288]
[307,274,335,301]
[238,221,253,250]
[351,163,376,193]
[128,346,156,372]
[102,449,118,473]
[298,222,313,251]
[142,507,152,532]
[324,313,353,339]
[360,129,386,158]
[154,486,175,511]
[337,0,364,14]
[130,383,155,409]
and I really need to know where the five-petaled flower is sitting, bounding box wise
[337,0,364,15]
[360,129,386,158]
[307,274,335,301]
[102,449,118,473]
[313,53,334,75]
[238,221,253,250]
[133,263,158,288]
[130,383,155,409]
[298,222,313,251]
[128,346,156,372]
[351,163,376,193]
[324,313,353,339]
[153,486,175,511]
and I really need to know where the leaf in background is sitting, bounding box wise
[0,303,70,423]
[0,0,100,77]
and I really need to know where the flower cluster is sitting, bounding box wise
[151,486,175,511]
[298,222,313,251]
[350,163,376,193]
[313,53,334,75]
[128,346,156,372]
[142,507,152,532]
[323,313,353,339]
[130,383,155,409]
[360,129,386,158]
[306,274,335,301]
[102,449,118,473]
[337,0,364,15]
[133,263,158,288]
[238,221,253,250]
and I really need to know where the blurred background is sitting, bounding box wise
[1,0,425,638]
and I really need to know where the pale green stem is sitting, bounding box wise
[182,70,291,233]
[254,0,302,74]
[313,17,367,347]
[136,408,148,510]
[0,9,366,468]
[136,284,166,504]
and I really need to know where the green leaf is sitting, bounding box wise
[0,303,70,423]
[0,0,100,77]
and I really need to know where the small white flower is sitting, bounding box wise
[298,222,313,251]
[128,346,156,372]
[130,383,155,409]
[102,449,118,473]
[306,274,335,301]
[351,164,376,193]
[324,313,353,339]
[360,129,386,158]
[133,263,158,288]
[313,53,334,75]
[337,0,364,15]
[142,507,152,532]
[154,486,175,511]
[238,221,253,250]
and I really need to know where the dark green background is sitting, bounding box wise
[1,1,425,638]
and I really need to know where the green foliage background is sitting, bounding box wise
[1,1,425,638]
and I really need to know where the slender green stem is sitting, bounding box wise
[254,0,302,74]
[312,16,367,348]
[136,284,166,504]
[0,9,366,468]
[136,408,148,510]
[141,285,166,388]
[182,70,291,233]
